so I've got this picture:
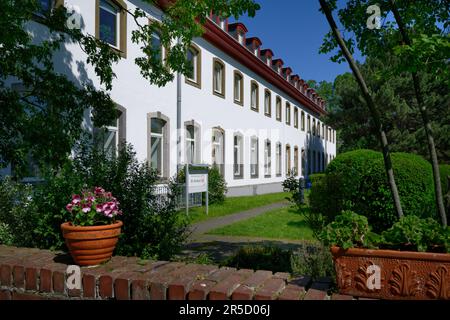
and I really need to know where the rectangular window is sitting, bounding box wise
[186,46,201,87]
[234,135,243,178]
[250,137,259,178]
[285,103,291,125]
[301,112,305,131]
[264,90,271,116]
[251,82,259,111]
[264,140,271,177]
[276,143,282,176]
[150,118,166,177]
[185,125,197,164]
[234,72,243,105]
[213,59,225,97]
[276,98,282,122]
[294,147,299,176]
[99,0,119,47]
[286,145,291,176]
[294,108,298,128]
[307,116,311,133]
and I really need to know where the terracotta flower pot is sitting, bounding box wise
[331,246,450,300]
[61,221,123,266]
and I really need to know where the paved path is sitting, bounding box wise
[188,201,289,239]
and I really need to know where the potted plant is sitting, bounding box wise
[61,187,123,266]
[320,211,450,300]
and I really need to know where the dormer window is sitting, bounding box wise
[219,17,226,30]
[238,32,244,44]
[267,57,271,67]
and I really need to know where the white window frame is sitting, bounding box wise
[264,140,271,176]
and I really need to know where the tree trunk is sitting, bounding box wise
[319,0,404,219]
[389,0,447,226]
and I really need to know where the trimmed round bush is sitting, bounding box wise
[311,149,436,232]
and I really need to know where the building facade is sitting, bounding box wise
[3,0,337,196]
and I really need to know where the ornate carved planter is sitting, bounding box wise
[331,246,450,300]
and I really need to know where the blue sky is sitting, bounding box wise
[232,0,365,84]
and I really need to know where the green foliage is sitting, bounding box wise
[31,143,188,260]
[382,215,450,253]
[291,244,335,282]
[0,177,39,247]
[319,211,375,250]
[207,166,228,204]
[311,150,436,232]
[0,222,14,246]
[223,245,293,273]
[440,164,450,195]
[282,174,301,206]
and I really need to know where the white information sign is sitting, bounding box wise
[188,174,208,193]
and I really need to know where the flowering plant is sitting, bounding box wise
[65,187,122,226]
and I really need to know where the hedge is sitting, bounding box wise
[311,149,436,233]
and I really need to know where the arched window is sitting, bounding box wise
[148,113,170,179]
[213,58,225,97]
[294,107,299,128]
[186,45,201,87]
[264,90,271,117]
[250,136,259,178]
[312,119,316,136]
[234,133,244,179]
[276,97,282,122]
[307,115,311,133]
[212,128,225,176]
[250,81,259,111]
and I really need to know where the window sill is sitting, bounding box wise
[265,113,272,118]
[233,175,244,180]
[251,107,259,113]
[186,78,201,89]
[264,175,272,179]
[251,175,259,179]
[234,99,244,106]
[213,91,226,99]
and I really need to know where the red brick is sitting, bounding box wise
[148,263,187,300]
[188,280,217,300]
[0,264,12,286]
[331,294,353,300]
[114,277,130,300]
[303,288,327,300]
[168,265,217,300]
[131,279,149,300]
[53,271,65,294]
[0,289,11,300]
[273,272,290,281]
[278,284,304,300]
[39,268,52,292]
[209,269,254,300]
[25,267,38,290]
[254,278,285,300]
[13,265,25,289]
[99,275,113,299]
[232,270,272,300]
[83,274,96,298]
[67,288,81,297]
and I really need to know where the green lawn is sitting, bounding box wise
[207,206,315,241]
[186,192,288,224]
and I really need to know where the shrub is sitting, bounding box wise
[282,174,301,206]
[291,243,335,282]
[208,166,227,204]
[222,245,293,273]
[311,149,436,232]
[381,215,450,253]
[319,210,379,250]
[33,143,188,260]
[0,177,39,247]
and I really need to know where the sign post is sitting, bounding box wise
[185,164,209,216]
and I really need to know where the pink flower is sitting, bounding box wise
[94,187,105,195]
[96,204,103,213]
[72,195,81,204]
[66,204,73,212]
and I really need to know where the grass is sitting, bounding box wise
[207,205,315,241]
[186,192,288,224]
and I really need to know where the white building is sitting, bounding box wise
[4,0,336,196]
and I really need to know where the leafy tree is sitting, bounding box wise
[318,0,449,225]
[1,0,260,177]
[319,0,405,219]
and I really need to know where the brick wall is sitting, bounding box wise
[0,245,356,300]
